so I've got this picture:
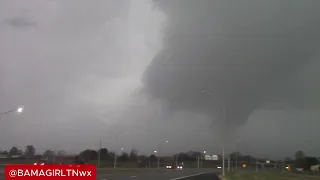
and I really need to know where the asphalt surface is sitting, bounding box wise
[170,173,220,180]
[0,168,220,180]
[96,169,220,180]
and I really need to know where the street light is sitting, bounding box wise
[17,107,24,113]
[200,89,226,177]
[156,140,168,168]
[114,148,124,168]
[114,131,127,168]
[0,106,24,116]
[17,107,23,113]
[200,150,207,168]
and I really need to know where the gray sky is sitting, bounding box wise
[0,0,319,159]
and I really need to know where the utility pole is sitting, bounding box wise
[231,159,234,172]
[197,156,200,168]
[97,140,102,168]
[175,154,179,167]
[222,106,227,177]
[235,152,238,170]
[222,147,225,176]
[228,156,230,172]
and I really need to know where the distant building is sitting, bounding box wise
[0,155,8,158]
[11,155,23,158]
[311,164,320,172]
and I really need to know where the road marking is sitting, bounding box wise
[130,176,137,178]
[170,172,211,180]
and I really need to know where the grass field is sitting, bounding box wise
[226,172,320,180]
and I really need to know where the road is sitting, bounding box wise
[0,168,220,180]
[96,169,220,180]
[170,173,220,180]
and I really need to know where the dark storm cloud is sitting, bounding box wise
[143,0,320,129]
[1,0,320,157]
[0,0,167,153]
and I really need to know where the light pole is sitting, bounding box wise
[114,130,126,168]
[153,150,157,168]
[114,148,123,168]
[156,140,168,168]
[175,153,179,167]
[0,106,24,116]
[201,150,206,168]
[200,89,226,177]
[97,140,102,168]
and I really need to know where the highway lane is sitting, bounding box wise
[98,173,220,180]
[170,173,220,180]
[97,168,220,180]
[0,168,221,180]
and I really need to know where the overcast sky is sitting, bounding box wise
[0,0,319,159]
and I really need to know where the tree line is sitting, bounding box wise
[294,150,319,170]
[0,146,208,162]
[0,145,36,157]
[0,146,318,170]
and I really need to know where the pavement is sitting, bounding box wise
[0,168,221,180]
[96,168,220,180]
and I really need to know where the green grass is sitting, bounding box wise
[226,172,320,180]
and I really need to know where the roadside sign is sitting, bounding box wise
[204,155,218,160]
[266,160,270,163]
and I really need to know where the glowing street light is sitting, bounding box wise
[201,89,227,177]
[156,140,169,168]
[153,150,157,154]
[199,150,207,168]
[0,106,24,116]
[17,107,24,113]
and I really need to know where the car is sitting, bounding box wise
[165,164,174,169]
[176,165,183,170]
[34,160,46,165]
[217,165,222,169]
[165,164,183,170]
